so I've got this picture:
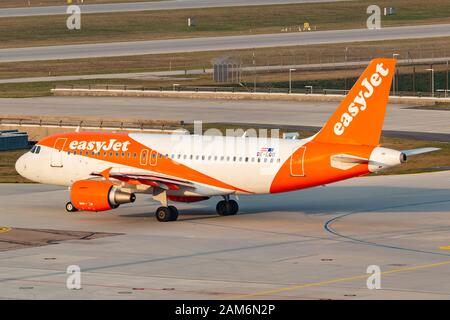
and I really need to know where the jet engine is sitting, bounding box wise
[369,147,407,172]
[70,180,136,211]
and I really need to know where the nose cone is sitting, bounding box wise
[15,154,29,180]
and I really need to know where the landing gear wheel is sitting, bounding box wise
[65,202,78,213]
[156,206,178,222]
[216,200,239,216]
[168,205,179,221]
[216,200,229,216]
[228,200,239,215]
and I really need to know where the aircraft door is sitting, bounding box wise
[149,150,158,166]
[140,149,149,165]
[290,146,306,177]
[50,138,67,168]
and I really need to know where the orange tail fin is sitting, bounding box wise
[313,58,396,146]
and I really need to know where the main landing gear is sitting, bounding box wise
[216,198,239,216]
[153,189,239,222]
[156,205,179,222]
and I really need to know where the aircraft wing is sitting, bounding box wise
[91,170,195,190]
[401,147,441,156]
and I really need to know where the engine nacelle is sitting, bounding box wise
[368,147,407,172]
[71,180,136,212]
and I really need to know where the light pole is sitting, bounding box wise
[426,68,434,97]
[289,68,296,94]
[392,53,400,96]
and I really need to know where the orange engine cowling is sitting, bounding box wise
[71,180,136,212]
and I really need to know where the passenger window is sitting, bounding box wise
[68,151,71,155]
[245,157,249,162]
[133,153,137,158]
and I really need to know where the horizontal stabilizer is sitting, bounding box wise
[330,154,369,170]
[401,147,441,156]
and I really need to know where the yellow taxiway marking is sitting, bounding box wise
[0,227,12,234]
[439,246,450,250]
[229,260,450,299]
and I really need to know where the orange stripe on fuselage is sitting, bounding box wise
[270,141,373,193]
[38,132,252,194]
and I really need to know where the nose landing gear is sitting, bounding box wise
[65,202,78,213]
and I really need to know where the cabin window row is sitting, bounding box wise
[67,150,281,163]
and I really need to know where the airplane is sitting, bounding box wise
[15,58,439,222]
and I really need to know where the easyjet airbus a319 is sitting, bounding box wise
[15,59,438,221]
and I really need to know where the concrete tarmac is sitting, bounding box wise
[1,24,449,62]
[0,171,449,299]
[0,96,448,134]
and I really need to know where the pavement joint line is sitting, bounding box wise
[228,259,450,299]
[324,199,450,257]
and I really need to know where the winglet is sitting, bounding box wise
[100,167,112,180]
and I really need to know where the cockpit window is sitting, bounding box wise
[30,146,37,153]
[35,146,41,154]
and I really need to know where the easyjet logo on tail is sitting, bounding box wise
[69,139,131,153]
[334,63,390,136]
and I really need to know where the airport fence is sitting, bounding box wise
[53,84,450,98]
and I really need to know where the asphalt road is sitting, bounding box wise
[0,24,449,62]
[0,96,449,134]
[0,0,346,17]
[0,171,449,299]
